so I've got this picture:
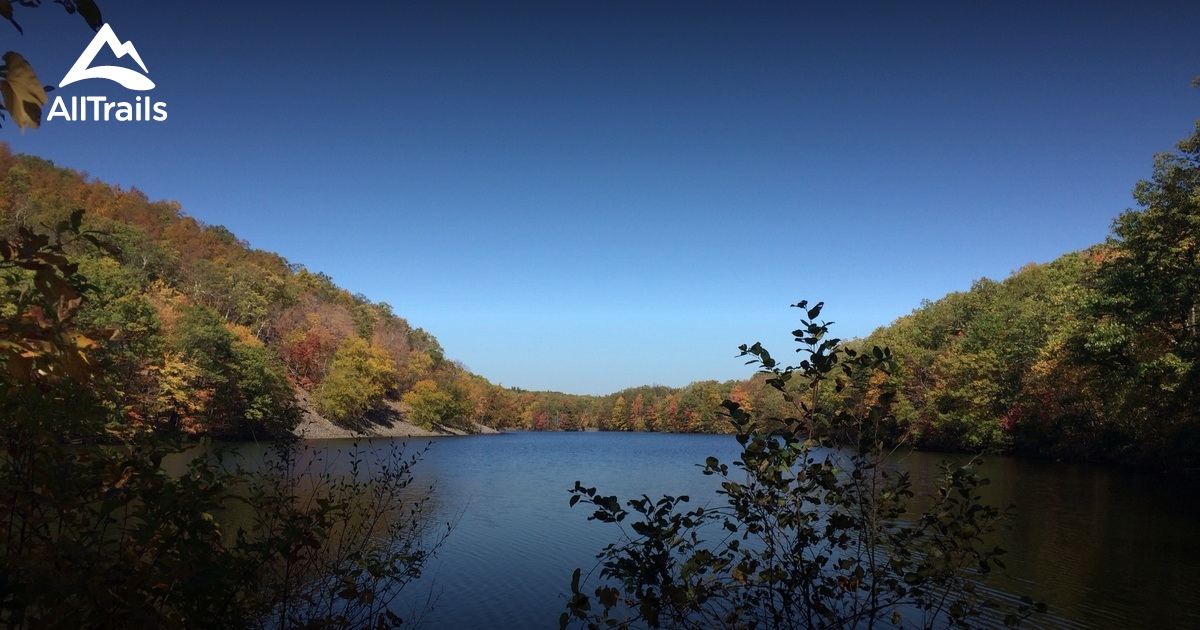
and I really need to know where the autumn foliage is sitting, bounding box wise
[0,145,493,436]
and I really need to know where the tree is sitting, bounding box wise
[658,393,682,432]
[316,336,396,425]
[229,340,297,435]
[163,303,296,436]
[1104,121,1200,353]
[564,302,1043,629]
[629,394,647,432]
[609,395,628,431]
[401,378,466,430]
[678,380,724,432]
[476,382,520,429]
[925,349,1008,451]
[1084,121,1200,469]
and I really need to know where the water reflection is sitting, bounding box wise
[206,434,1199,629]
[900,451,1200,629]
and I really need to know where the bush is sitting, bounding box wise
[563,301,1044,629]
[0,217,442,628]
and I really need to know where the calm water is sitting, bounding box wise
[261,432,1200,629]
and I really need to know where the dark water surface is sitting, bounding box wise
[281,432,1199,629]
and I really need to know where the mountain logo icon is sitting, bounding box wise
[59,23,154,91]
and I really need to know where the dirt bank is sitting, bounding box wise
[290,388,499,440]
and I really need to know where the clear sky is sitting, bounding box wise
[4,1,1198,395]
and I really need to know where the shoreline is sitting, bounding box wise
[290,389,499,440]
[293,414,500,440]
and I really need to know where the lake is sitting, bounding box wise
[273,432,1200,629]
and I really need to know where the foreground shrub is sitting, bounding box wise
[0,216,443,628]
[564,301,1044,629]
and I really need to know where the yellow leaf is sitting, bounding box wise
[109,467,134,490]
[732,564,748,585]
[1,52,47,130]
[69,332,99,350]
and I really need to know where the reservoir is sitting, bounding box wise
[276,432,1200,629]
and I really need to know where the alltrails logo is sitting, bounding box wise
[47,23,167,123]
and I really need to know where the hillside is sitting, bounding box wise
[857,122,1200,473]
[0,145,513,438]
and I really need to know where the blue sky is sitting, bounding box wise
[4,1,1199,395]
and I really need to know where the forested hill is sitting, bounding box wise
[858,122,1200,473]
[0,144,513,437]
